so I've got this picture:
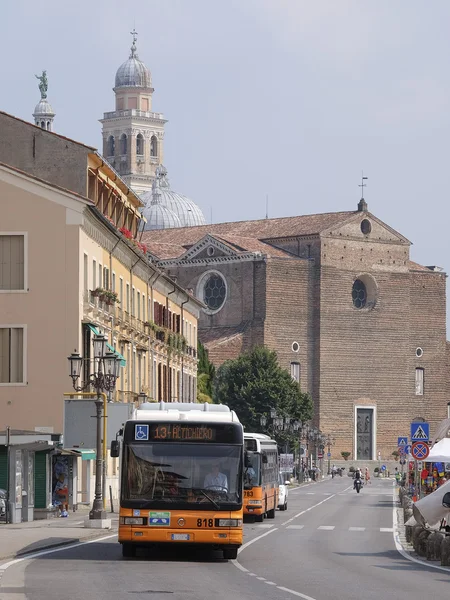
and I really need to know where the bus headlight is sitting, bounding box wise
[122,517,144,525]
[247,500,261,505]
[216,519,242,527]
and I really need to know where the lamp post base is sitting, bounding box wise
[84,516,111,529]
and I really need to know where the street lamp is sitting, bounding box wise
[260,410,300,475]
[68,333,121,521]
[138,391,148,406]
[326,434,336,475]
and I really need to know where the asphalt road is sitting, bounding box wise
[1,477,450,600]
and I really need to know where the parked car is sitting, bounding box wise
[278,473,289,511]
[0,488,6,519]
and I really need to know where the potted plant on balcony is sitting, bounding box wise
[105,291,120,305]
[341,451,351,461]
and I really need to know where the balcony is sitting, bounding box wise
[83,290,114,317]
[103,109,165,121]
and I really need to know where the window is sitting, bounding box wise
[137,291,141,320]
[107,135,115,157]
[198,271,227,312]
[352,279,367,309]
[92,260,97,289]
[150,135,158,157]
[119,277,123,305]
[132,288,136,317]
[0,235,25,291]
[83,254,88,294]
[0,327,24,384]
[103,267,109,289]
[290,362,300,383]
[415,368,424,395]
[112,272,116,293]
[126,283,130,313]
[361,219,372,235]
[142,295,146,322]
[136,134,144,156]
[120,134,127,155]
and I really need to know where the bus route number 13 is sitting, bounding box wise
[197,518,213,527]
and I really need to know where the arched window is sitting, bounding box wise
[41,121,45,129]
[46,121,50,130]
[107,135,115,157]
[136,133,144,156]
[150,135,158,157]
[120,133,127,155]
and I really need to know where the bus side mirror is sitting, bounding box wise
[443,492,450,509]
[262,453,268,464]
[111,440,120,458]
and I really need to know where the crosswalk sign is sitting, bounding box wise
[397,437,408,447]
[410,422,429,442]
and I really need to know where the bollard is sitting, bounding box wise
[426,531,445,561]
[415,529,432,557]
[440,536,450,566]
[405,516,417,544]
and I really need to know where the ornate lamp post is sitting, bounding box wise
[68,333,121,521]
[260,410,300,475]
[326,434,336,475]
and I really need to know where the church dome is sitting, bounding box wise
[33,99,55,117]
[141,165,207,229]
[142,189,182,231]
[115,34,151,89]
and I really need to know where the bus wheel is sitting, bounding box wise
[254,513,264,522]
[267,507,276,519]
[223,547,238,560]
[122,543,136,558]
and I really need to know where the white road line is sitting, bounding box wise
[255,523,274,528]
[237,527,278,554]
[257,576,266,581]
[349,527,365,531]
[265,581,277,585]
[380,528,394,532]
[281,493,336,527]
[286,525,304,530]
[306,493,315,495]
[277,585,318,600]
[0,534,117,571]
[317,526,335,530]
[232,561,248,573]
[392,484,450,573]
[248,573,257,576]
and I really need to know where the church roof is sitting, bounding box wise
[115,32,152,89]
[141,210,356,258]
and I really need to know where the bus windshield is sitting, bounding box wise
[122,443,242,510]
[244,451,261,488]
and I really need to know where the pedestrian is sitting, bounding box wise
[364,467,371,485]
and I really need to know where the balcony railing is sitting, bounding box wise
[103,109,164,120]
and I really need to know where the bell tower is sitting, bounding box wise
[100,30,167,195]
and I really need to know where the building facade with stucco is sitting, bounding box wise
[141,198,449,461]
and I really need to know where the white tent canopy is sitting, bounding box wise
[427,437,450,462]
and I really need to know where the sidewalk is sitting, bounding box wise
[0,507,118,562]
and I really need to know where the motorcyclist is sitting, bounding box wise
[331,465,337,478]
[353,468,362,489]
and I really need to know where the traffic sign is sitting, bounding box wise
[398,436,408,447]
[381,465,386,471]
[411,422,429,442]
[404,444,411,455]
[411,441,429,460]
[318,453,323,459]
[327,452,331,457]
[399,457,406,466]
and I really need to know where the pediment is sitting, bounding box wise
[321,212,410,245]
[177,234,239,262]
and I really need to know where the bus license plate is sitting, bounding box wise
[171,533,190,541]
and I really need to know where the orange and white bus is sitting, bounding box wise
[112,402,244,559]
[243,433,279,521]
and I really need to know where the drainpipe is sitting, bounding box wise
[146,270,161,400]
[167,283,176,401]
[180,292,189,403]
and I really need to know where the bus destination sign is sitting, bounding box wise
[150,424,216,442]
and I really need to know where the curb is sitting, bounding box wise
[0,528,118,563]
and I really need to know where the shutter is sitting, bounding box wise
[34,451,48,509]
[0,447,7,489]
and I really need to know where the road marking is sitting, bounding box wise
[0,534,117,571]
[232,561,248,573]
[286,525,304,530]
[317,526,335,530]
[257,576,266,581]
[255,523,274,528]
[380,528,394,532]
[265,581,277,585]
[281,493,336,527]
[349,527,365,531]
[277,585,318,600]
[237,526,278,554]
[306,492,315,495]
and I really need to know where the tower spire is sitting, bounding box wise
[33,70,55,132]
[357,171,368,212]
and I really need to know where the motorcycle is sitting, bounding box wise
[354,479,363,493]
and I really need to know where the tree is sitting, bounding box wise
[213,346,313,445]
[196,341,216,403]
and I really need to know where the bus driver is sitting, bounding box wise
[204,462,228,491]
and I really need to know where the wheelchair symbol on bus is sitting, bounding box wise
[135,424,149,441]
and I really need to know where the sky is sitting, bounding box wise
[3,1,450,317]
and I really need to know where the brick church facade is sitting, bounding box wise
[142,200,449,460]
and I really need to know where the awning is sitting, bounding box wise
[87,324,126,367]
[70,449,96,460]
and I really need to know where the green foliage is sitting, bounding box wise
[197,341,215,402]
[213,346,313,445]
[341,451,351,460]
